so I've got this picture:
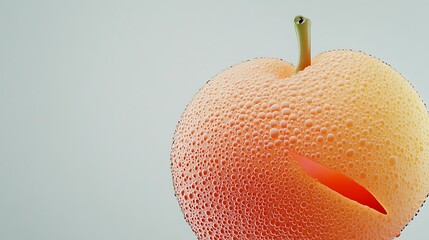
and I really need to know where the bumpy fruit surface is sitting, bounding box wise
[171,50,429,239]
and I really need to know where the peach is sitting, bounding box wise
[171,16,429,239]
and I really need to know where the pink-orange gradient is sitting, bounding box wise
[291,152,387,214]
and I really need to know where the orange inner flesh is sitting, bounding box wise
[291,152,387,215]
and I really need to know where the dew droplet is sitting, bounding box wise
[389,156,397,166]
[327,133,335,142]
[282,108,292,115]
[316,135,324,143]
[304,119,314,128]
[345,149,355,158]
[359,138,367,147]
[345,119,354,128]
[270,104,280,112]
[270,128,279,139]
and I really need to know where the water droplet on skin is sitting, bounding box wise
[346,149,355,157]
[253,97,261,104]
[289,114,297,121]
[270,128,279,138]
[282,108,292,115]
[389,156,397,166]
[293,128,300,135]
[304,119,314,128]
[269,120,278,127]
[346,119,354,128]
[280,101,289,107]
[327,133,335,142]
[270,104,280,111]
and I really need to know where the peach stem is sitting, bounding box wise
[294,16,311,74]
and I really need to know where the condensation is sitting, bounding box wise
[171,50,429,240]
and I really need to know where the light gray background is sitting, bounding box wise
[0,0,428,239]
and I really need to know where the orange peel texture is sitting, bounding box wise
[171,50,429,239]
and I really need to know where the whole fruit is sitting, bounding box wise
[171,16,429,239]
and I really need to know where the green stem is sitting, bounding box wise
[294,16,311,74]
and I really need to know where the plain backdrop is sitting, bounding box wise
[1,0,428,239]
